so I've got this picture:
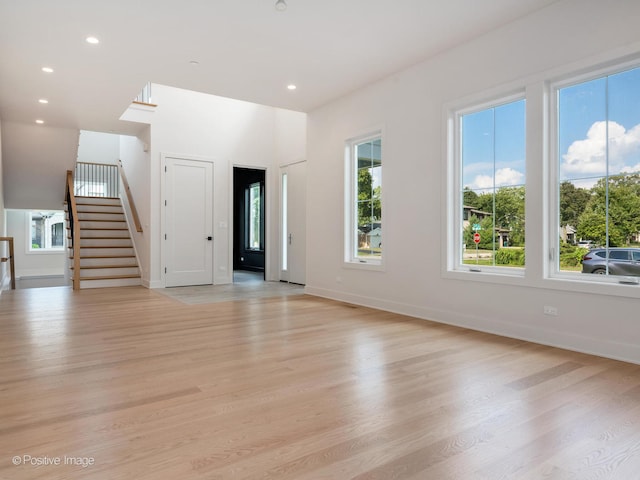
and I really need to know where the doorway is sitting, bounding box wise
[233,167,266,281]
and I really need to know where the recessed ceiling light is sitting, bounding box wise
[35,119,44,124]
[287,84,297,90]
[86,36,100,44]
[42,67,54,73]
[189,60,200,66]
[38,99,49,104]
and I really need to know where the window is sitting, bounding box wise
[453,96,526,272]
[29,211,65,252]
[246,182,263,250]
[346,134,382,265]
[555,65,640,280]
[281,173,288,271]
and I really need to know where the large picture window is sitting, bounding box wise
[346,134,382,265]
[29,211,65,252]
[455,97,526,272]
[555,65,640,280]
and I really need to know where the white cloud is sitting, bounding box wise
[467,167,524,192]
[562,121,640,180]
[621,162,640,174]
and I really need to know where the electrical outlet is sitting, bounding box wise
[543,305,558,316]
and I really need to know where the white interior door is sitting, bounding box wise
[165,157,214,287]
[281,161,306,285]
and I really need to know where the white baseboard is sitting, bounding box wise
[304,286,640,366]
[16,268,65,278]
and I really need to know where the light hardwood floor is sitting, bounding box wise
[1,286,640,479]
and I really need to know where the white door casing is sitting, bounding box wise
[165,157,214,287]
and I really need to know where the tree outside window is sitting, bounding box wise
[347,135,382,265]
[460,98,526,268]
[557,66,640,274]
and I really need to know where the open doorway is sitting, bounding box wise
[233,167,266,282]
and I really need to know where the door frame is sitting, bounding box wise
[230,164,270,282]
[161,153,215,287]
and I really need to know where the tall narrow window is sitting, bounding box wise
[556,65,640,278]
[246,182,263,250]
[281,173,288,271]
[346,134,382,265]
[457,97,526,270]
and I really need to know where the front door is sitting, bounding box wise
[281,161,306,285]
[165,157,214,287]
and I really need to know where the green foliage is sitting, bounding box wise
[465,186,525,247]
[32,244,40,249]
[559,243,588,268]
[463,187,478,206]
[495,248,525,266]
[357,168,381,228]
[560,181,591,226]
[494,187,525,246]
[576,173,640,247]
[463,215,496,249]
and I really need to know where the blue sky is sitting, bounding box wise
[462,65,640,192]
[462,99,526,193]
[559,66,640,185]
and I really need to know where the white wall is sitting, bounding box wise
[2,122,78,210]
[305,0,640,364]
[274,108,307,166]
[123,85,306,287]
[77,130,120,165]
[6,210,66,278]
[119,130,150,284]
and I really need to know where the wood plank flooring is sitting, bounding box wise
[1,286,640,479]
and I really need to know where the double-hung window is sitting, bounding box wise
[553,64,640,282]
[446,54,640,294]
[449,95,526,274]
[346,133,383,266]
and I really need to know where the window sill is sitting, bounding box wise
[443,266,526,286]
[544,272,640,299]
[443,266,640,299]
[343,260,385,272]
[27,249,66,255]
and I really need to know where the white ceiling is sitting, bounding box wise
[0,0,560,135]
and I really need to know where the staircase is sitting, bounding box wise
[69,196,141,289]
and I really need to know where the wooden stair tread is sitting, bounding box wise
[75,196,119,200]
[80,274,141,281]
[69,245,133,249]
[78,205,122,214]
[69,255,136,258]
[79,236,131,239]
[77,228,129,231]
[71,264,138,270]
[79,219,127,223]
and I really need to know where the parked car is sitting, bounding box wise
[582,248,640,276]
